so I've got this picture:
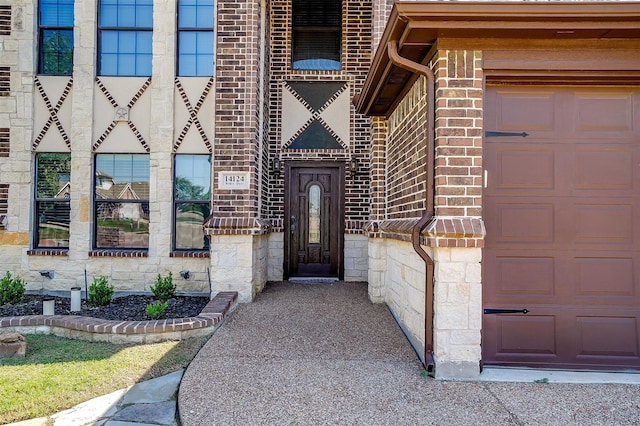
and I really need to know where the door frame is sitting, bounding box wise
[283,161,345,280]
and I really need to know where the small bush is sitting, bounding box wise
[151,272,176,302]
[0,271,26,305]
[145,301,168,319]
[88,276,114,306]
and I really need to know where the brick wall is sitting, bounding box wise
[433,50,483,219]
[386,76,428,220]
[266,0,373,233]
[0,5,10,36]
[213,0,263,219]
[0,67,9,96]
[0,128,8,157]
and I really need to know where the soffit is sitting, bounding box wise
[356,1,640,117]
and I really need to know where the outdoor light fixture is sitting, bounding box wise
[180,270,191,280]
[40,270,54,279]
[271,157,281,174]
[348,158,358,175]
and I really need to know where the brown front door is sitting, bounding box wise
[284,163,344,279]
[483,86,640,370]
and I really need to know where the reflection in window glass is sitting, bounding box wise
[94,154,150,249]
[38,0,74,75]
[35,153,71,248]
[174,155,211,250]
[308,184,320,244]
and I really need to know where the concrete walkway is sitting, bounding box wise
[178,281,640,426]
[9,369,183,426]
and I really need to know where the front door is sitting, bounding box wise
[284,163,344,278]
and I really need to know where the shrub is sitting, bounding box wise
[151,272,176,302]
[145,301,168,319]
[0,271,26,305]
[88,276,114,306]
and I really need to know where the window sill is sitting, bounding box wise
[27,249,69,256]
[170,251,210,258]
[89,249,148,258]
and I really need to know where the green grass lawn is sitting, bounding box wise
[0,334,209,424]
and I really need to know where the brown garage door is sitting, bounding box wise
[483,86,640,370]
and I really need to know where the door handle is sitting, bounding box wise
[290,215,296,236]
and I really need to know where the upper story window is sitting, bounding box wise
[292,0,341,71]
[38,0,74,75]
[98,0,153,76]
[94,154,150,249]
[177,0,214,76]
[34,153,71,249]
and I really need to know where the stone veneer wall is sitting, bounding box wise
[0,1,213,294]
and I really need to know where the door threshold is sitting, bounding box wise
[288,277,340,283]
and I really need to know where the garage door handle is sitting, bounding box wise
[484,308,529,315]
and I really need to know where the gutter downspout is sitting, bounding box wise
[387,40,436,375]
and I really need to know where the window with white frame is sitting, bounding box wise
[35,153,71,248]
[38,0,74,75]
[94,154,150,249]
[292,0,341,71]
[98,0,153,76]
[173,155,211,250]
[177,0,214,76]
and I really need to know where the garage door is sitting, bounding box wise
[483,86,640,370]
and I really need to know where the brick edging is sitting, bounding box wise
[0,292,238,343]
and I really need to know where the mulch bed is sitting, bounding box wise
[0,295,210,322]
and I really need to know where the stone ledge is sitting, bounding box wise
[0,292,238,344]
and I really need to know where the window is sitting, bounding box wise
[94,154,149,249]
[174,155,211,250]
[292,0,341,71]
[35,153,71,248]
[38,0,74,75]
[98,0,153,76]
[178,0,214,76]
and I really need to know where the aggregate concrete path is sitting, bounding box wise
[178,281,640,426]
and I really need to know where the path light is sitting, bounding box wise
[43,296,55,315]
[70,287,81,312]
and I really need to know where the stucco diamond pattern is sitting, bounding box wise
[281,81,350,149]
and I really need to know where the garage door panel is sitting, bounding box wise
[575,257,635,298]
[494,256,555,296]
[574,91,635,134]
[484,86,640,370]
[496,315,557,355]
[574,203,633,244]
[575,149,634,190]
[576,316,639,358]
[495,203,554,243]
[496,149,555,189]
[495,90,556,132]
